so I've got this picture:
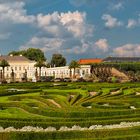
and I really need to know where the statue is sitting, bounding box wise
[0,70,2,82]
[11,69,15,83]
[35,68,38,81]
[24,69,27,82]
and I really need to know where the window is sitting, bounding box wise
[82,70,85,75]
[76,69,80,74]
[15,67,17,71]
[53,71,55,76]
[86,69,89,74]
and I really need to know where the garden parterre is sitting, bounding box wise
[0,82,140,139]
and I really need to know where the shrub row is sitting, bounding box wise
[0,89,42,97]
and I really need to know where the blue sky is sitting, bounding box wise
[0,0,140,62]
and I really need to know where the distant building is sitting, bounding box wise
[103,57,140,63]
[46,65,91,79]
[0,55,92,82]
[0,55,36,82]
[78,58,103,65]
[2,55,140,82]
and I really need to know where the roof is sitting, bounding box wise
[103,57,140,62]
[78,58,103,64]
[0,55,34,63]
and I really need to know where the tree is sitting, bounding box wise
[8,48,46,61]
[51,54,66,67]
[34,60,47,81]
[69,60,80,78]
[24,48,46,61]
[0,59,10,82]
[8,50,25,56]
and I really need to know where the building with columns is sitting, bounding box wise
[0,55,36,82]
[45,65,91,79]
[0,55,92,82]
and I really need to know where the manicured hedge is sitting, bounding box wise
[0,82,140,139]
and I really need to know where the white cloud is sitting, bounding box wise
[20,11,94,55]
[36,11,93,38]
[127,19,138,28]
[20,36,92,56]
[95,39,109,52]
[0,0,95,58]
[0,1,93,37]
[63,40,91,54]
[0,1,35,24]
[113,2,123,10]
[20,37,64,52]
[60,11,89,37]
[102,14,123,29]
[113,44,140,57]
[109,2,123,11]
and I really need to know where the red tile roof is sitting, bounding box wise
[78,58,103,64]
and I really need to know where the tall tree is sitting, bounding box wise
[24,48,46,61]
[34,60,47,81]
[8,48,46,61]
[69,60,80,78]
[0,59,10,82]
[51,54,66,67]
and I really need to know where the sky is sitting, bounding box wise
[0,0,140,62]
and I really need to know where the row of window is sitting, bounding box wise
[46,69,90,76]
[47,70,69,75]
[6,66,32,71]
[5,73,33,78]
[46,72,69,76]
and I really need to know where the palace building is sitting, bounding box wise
[0,55,92,82]
[46,65,91,79]
[3,55,140,82]
[0,55,36,82]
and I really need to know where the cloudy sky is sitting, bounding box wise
[0,0,140,62]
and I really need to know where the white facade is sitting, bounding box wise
[0,55,91,82]
[45,66,70,78]
[0,55,36,82]
[45,65,91,79]
[5,61,36,82]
